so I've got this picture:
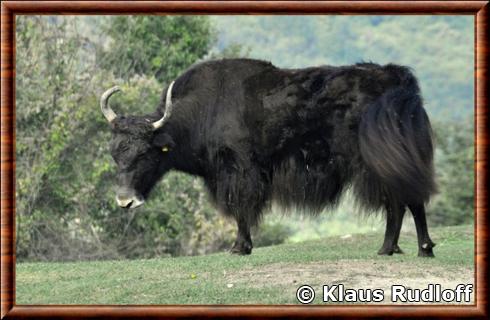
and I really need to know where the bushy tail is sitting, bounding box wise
[358,83,437,207]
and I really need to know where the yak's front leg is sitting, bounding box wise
[212,156,267,256]
[230,215,253,255]
[228,184,265,255]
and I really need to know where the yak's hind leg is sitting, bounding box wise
[378,203,405,255]
[408,203,435,257]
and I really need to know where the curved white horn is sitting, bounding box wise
[152,81,175,130]
[100,86,121,123]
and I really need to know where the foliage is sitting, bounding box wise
[208,42,251,59]
[98,16,214,83]
[16,16,106,260]
[253,222,292,248]
[428,119,474,226]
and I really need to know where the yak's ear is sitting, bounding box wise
[152,132,175,150]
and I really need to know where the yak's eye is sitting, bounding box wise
[117,143,130,153]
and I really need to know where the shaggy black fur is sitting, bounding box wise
[106,58,437,257]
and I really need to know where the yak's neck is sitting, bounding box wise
[167,126,206,178]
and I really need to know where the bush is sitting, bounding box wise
[253,222,292,248]
[427,119,474,226]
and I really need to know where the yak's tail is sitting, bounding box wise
[356,69,437,209]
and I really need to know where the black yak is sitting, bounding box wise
[100,58,437,257]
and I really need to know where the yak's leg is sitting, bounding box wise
[408,203,435,257]
[230,215,253,255]
[392,205,405,254]
[217,162,266,256]
[378,203,405,255]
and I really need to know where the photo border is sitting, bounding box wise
[1,1,488,318]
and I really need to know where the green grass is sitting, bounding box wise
[16,225,474,304]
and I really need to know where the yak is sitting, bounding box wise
[100,58,437,257]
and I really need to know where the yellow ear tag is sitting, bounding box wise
[162,146,169,153]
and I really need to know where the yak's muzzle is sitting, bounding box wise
[116,194,145,209]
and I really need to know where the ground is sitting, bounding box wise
[16,225,474,305]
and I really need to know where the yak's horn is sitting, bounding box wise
[100,86,121,123]
[152,81,175,130]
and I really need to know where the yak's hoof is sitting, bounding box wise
[418,249,435,257]
[393,245,404,254]
[418,242,436,257]
[377,246,394,256]
[230,242,252,255]
[378,243,404,256]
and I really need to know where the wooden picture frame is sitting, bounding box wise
[1,1,488,318]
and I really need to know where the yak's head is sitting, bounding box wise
[100,82,175,209]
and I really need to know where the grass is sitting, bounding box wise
[16,224,474,305]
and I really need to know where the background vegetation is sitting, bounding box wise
[15,16,474,262]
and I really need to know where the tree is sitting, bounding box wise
[98,16,214,83]
[427,119,474,226]
[16,16,103,260]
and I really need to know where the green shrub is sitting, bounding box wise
[253,222,292,248]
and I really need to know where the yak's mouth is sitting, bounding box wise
[116,194,145,209]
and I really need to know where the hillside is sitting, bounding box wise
[17,225,474,304]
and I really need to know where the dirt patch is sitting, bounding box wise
[224,260,474,304]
